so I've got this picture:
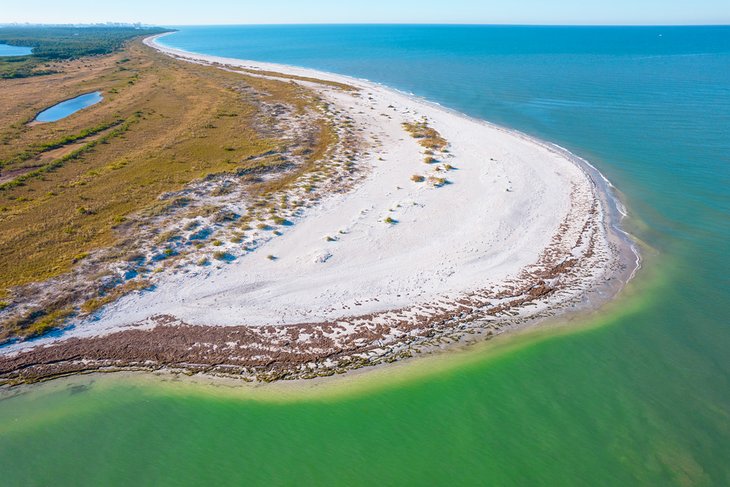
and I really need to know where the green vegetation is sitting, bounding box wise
[0,26,169,78]
[0,36,343,341]
[428,176,448,187]
[80,280,151,315]
[241,67,357,92]
[0,120,122,167]
[402,120,448,151]
[213,251,229,261]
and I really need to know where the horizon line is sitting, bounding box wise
[2,22,730,28]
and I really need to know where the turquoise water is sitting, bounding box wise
[35,91,103,123]
[0,43,32,56]
[1,26,729,485]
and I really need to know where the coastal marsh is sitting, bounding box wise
[0,39,342,340]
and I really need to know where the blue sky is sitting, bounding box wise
[3,0,728,25]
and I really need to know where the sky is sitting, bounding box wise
[2,0,729,26]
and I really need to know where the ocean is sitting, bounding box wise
[1,25,728,486]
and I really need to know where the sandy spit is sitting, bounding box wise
[0,34,639,384]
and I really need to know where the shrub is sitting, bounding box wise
[212,210,239,223]
[156,230,179,244]
[428,177,448,187]
[411,174,425,183]
[184,220,200,231]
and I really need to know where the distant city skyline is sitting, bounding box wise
[2,0,729,26]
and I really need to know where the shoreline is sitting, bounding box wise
[0,33,640,386]
[0,288,648,402]
[148,32,641,280]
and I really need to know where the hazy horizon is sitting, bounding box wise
[2,22,730,28]
[2,0,729,26]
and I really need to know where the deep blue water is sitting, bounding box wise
[35,91,103,122]
[0,43,32,56]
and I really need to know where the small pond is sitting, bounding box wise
[0,43,33,56]
[34,92,103,123]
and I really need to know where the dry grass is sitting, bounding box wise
[402,120,448,151]
[234,66,357,92]
[80,279,152,315]
[0,40,342,340]
[428,176,448,188]
[0,41,335,290]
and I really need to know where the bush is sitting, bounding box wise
[411,174,425,183]
[428,177,448,187]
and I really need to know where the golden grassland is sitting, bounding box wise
[402,120,448,151]
[236,67,357,92]
[0,39,343,339]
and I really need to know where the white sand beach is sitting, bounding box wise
[0,34,637,374]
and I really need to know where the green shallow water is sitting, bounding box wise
[1,26,729,486]
[1,265,727,486]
